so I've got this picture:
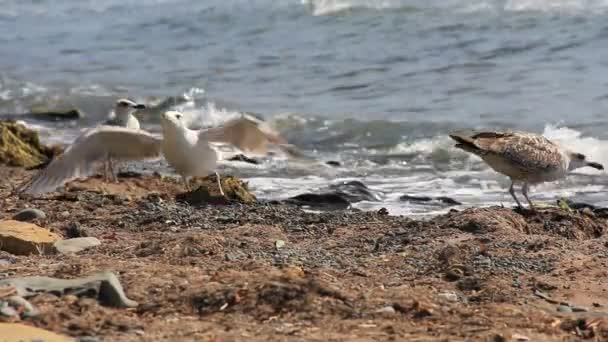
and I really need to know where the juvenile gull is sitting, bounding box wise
[20,111,294,196]
[102,98,146,181]
[450,131,604,210]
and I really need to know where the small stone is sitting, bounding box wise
[511,334,529,341]
[275,240,286,249]
[445,268,464,281]
[54,237,101,254]
[493,334,506,342]
[557,305,572,313]
[12,208,46,222]
[64,222,88,238]
[0,220,60,255]
[437,292,459,302]
[5,295,38,317]
[571,306,588,312]
[0,301,18,317]
[374,306,396,316]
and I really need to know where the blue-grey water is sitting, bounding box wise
[2,0,608,215]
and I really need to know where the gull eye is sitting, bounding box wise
[175,114,182,120]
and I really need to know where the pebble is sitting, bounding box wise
[275,240,286,249]
[5,295,39,317]
[54,237,101,254]
[12,208,46,222]
[571,306,588,312]
[374,306,396,316]
[512,333,529,341]
[0,301,18,317]
[437,292,459,302]
[556,305,572,313]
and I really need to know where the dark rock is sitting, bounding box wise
[456,277,483,291]
[329,180,383,203]
[399,194,461,206]
[557,305,573,313]
[227,154,260,165]
[325,161,341,167]
[64,222,88,238]
[285,193,351,210]
[12,208,46,222]
[0,271,138,308]
[29,109,82,121]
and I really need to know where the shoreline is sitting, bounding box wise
[1,165,607,340]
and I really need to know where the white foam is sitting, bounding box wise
[301,0,403,15]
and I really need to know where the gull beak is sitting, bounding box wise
[587,161,604,170]
[133,103,146,109]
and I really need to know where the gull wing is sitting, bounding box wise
[200,116,300,156]
[20,126,162,196]
[452,131,563,171]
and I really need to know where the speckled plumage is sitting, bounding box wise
[450,130,603,210]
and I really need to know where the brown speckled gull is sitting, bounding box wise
[450,131,604,210]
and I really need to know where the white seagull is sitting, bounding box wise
[102,98,146,181]
[20,111,293,197]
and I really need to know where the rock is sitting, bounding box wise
[54,237,101,254]
[0,120,57,168]
[0,271,138,308]
[176,174,256,205]
[325,160,341,167]
[285,193,351,210]
[12,208,46,222]
[227,154,260,165]
[29,108,83,121]
[64,222,88,238]
[374,305,396,316]
[437,292,459,302]
[0,220,60,255]
[5,295,39,317]
[0,323,72,342]
[511,333,529,341]
[0,302,18,318]
[571,306,588,312]
[399,194,462,206]
[557,305,572,313]
[275,240,286,249]
[329,180,383,202]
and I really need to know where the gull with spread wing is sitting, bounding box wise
[20,111,294,197]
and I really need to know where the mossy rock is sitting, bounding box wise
[176,174,257,205]
[0,120,57,168]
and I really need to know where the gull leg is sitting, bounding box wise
[215,171,225,197]
[108,157,118,183]
[521,182,536,212]
[103,158,110,182]
[182,176,191,191]
[509,181,523,209]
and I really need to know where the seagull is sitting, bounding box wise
[449,131,604,211]
[102,98,146,182]
[20,111,294,197]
